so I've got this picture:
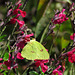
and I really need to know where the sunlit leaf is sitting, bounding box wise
[0,69,3,72]
[36,0,50,23]
[61,37,69,49]
[3,52,9,61]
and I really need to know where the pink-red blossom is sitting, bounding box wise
[13,9,26,18]
[17,52,24,59]
[10,17,25,28]
[35,60,48,73]
[13,4,26,17]
[52,65,62,75]
[16,33,34,49]
[67,48,75,63]
[10,3,26,28]
[52,9,68,24]
[16,19,25,28]
[70,33,75,40]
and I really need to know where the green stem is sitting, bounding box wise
[1,23,18,57]
[12,23,18,35]
[1,41,10,57]
[22,61,34,75]
[0,26,6,36]
[40,23,50,43]
[22,0,29,11]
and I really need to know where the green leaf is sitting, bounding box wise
[41,72,45,75]
[56,73,58,75]
[29,71,38,75]
[21,39,49,60]
[39,66,42,72]
[61,37,69,49]
[0,35,6,42]
[7,45,11,51]
[3,72,7,75]
[0,69,3,72]
[63,0,71,4]
[0,35,6,39]
[10,50,15,52]
[3,52,9,61]
[35,1,52,39]
[36,0,50,23]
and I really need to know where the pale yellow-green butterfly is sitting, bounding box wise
[21,39,49,60]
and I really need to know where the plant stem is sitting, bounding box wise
[22,61,34,75]
[1,22,18,57]
[12,23,18,36]
[1,40,10,57]
[40,22,50,43]
[0,26,6,36]
[22,0,29,11]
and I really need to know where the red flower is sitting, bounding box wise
[0,58,3,61]
[10,3,26,28]
[13,4,26,17]
[16,41,25,49]
[52,65,62,75]
[67,48,75,63]
[13,4,22,15]
[10,18,16,24]
[10,18,25,28]
[70,33,75,40]
[24,33,34,42]
[17,52,24,59]
[13,9,26,17]
[52,9,68,24]
[17,4,22,9]
[16,33,34,49]
[16,19,25,28]
[41,63,48,73]
[72,54,75,62]
[35,60,48,73]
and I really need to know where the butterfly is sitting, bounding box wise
[21,39,49,60]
